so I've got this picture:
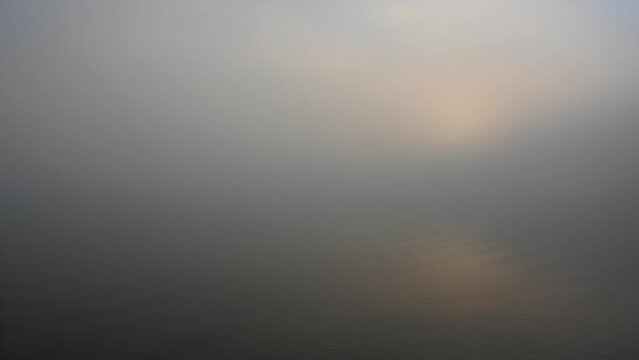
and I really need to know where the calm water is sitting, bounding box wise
[3,1,639,359]
[6,143,639,359]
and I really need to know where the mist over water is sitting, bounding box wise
[3,1,639,359]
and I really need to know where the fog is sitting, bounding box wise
[3,1,639,359]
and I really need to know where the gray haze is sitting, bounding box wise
[3,1,639,359]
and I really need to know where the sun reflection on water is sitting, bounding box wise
[354,235,553,319]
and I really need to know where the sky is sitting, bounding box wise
[1,0,638,227]
[2,0,639,230]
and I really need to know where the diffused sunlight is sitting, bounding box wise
[262,0,630,151]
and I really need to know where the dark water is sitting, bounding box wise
[5,131,639,359]
[3,1,639,359]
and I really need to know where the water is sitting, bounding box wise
[5,148,639,359]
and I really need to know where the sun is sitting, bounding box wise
[426,84,502,147]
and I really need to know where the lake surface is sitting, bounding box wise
[6,144,639,359]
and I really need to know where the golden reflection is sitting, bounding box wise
[365,236,550,318]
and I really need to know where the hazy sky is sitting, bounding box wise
[2,0,638,217]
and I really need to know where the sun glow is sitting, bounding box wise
[261,0,625,152]
[415,73,508,148]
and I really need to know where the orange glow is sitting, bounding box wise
[364,236,552,317]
